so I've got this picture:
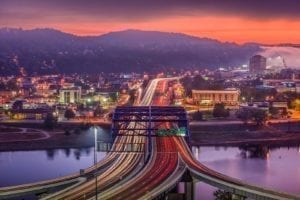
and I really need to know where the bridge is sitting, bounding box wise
[0,78,299,200]
[111,106,190,154]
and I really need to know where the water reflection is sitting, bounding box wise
[0,148,107,187]
[44,148,94,160]
[238,145,270,159]
[74,149,81,160]
[0,126,111,187]
[84,148,91,155]
[64,148,71,157]
[193,144,300,198]
[193,144,300,160]
[46,149,57,160]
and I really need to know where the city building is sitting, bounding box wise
[192,89,240,106]
[0,90,17,104]
[272,101,288,109]
[263,79,300,93]
[276,82,298,93]
[59,87,81,104]
[214,68,234,80]
[8,100,53,120]
[10,108,50,120]
[249,55,267,73]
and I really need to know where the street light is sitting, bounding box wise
[102,97,108,102]
[93,125,98,200]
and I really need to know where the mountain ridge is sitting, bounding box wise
[0,28,261,75]
[0,28,228,43]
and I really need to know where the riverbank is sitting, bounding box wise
[190,122,300,146]
[0,126,111,151]
[0,132,94,151]
[0,120,111,129]
[1,121,300,151]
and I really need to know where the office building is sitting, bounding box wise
[192,89,240,106]
[59,87,81,104]
[249,55,267,73]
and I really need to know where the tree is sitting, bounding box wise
[107,112,113,120]
[291,99,300,111]
[214,190,233,200]
[6,79,19,91]
[77,103,85,111]
[64,129,71,136]
[252,109,267,126]
[93,105,103,117]
[110,92,118,102]
[240,86,277,102]
[236,108,252,124]
[181,75,224,98]
[0,82,5,90]
[236,108,267,126]
[213,103,229,118]
[12,100,23,110]
[44,112,57,129]
[269,106,279,117]
[128,89,137,104]
[74,128,81,134]
[192,111,203,121]
[64,108,76,120]
[281,108,289,118]
[142,79,149,88]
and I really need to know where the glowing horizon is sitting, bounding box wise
[1,0,300,44]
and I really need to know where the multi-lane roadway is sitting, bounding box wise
[98,78,300,200]
[40,78,178,199]
[1,77,300,200]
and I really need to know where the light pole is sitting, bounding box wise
[94,125,98,200]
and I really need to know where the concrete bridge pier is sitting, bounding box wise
[181,170,195,200]
[193,146,199,158]
[184,181,194,200]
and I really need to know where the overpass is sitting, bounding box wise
[111,106,190,155]
[1,78,299,200]
[98,79,300,200]
[0,78,173,199]
[86,78,300,200]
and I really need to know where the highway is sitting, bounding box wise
[54,78,179,200]
[98,78,300,200]
[0,78,154,199]
[174,136,300,200]
[144,79,300,200]
[57,77,300,200]
[38,78,174,199]
[97,79,179,200]
[1,76,300,200]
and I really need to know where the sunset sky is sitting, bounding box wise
[1,0,300,44]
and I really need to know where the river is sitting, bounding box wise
[0,134,299,199]
[192,145,300,199]
[0,127,109,187]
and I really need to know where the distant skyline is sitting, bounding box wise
[1,0,300,44]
